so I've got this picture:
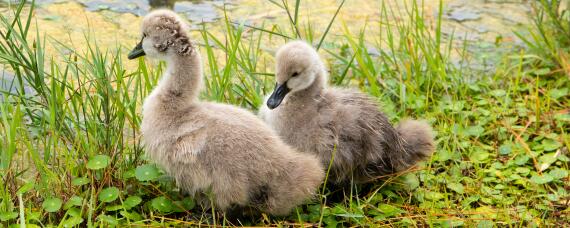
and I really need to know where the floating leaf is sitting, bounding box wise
[42,198,63,212]
[135,164,160,182]
[72,177,90,186]
[123,196,142,209]
[151,196,174,213]
[86,155,111,170]
[98,187,120,203]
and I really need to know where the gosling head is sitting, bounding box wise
[267,41,326,109]
[128,9,193,60]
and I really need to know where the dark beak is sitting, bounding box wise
[267,82,290,109]
[128,38,145,60]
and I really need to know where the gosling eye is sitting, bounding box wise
[291,72,299,77]
[143,33,148,38]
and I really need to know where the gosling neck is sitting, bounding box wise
[159,46,202,103]
[288,70,327,104]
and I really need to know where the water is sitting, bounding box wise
[0,0,533,71]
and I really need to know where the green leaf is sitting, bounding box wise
[123,196,142,209]
[489,89,506,97]
[447,182,465,194]
[548,88,568,100]
[377,204,403,217]
[105,205,124,211]
[539,152,560,171]
[42,198,63,212]
[71,177,90,186]
[98,215,119,226]
[151,196,174,213]
[17,182,34,195]
[530,173,554,184]
[66,207,81,217]
[120,211,142,221]
[533,68,550,75]
[469,150,490,163]
[123,169,136,180]
[0,211,18,222]
[549,168,568,179]
[172,197,195,212]
[135,164,160,182]
[61,217,83,227]
[465,125,485,137]
[498,144,512,155]
[64,196,83,210]
[98,187,120,203]
[401,173,420,190]
[541,139,561,151]
[86,155,111,170]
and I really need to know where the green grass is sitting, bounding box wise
[0,0,569,227]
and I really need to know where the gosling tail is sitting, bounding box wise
[395,120,435,169]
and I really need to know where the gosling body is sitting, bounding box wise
[260,41,435,184]
[130,12,323,215]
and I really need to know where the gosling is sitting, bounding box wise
[259,41,435,184]
[128,11,324,216]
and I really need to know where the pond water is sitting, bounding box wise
[0,0,533,79]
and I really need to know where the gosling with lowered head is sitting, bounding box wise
[128,11,324,216]
[259,41,435,184]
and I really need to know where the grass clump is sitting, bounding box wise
[0,0,569,227]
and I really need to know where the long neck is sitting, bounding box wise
[158,49,202,105]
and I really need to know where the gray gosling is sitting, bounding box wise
[128,11,324,216]
[259,41,435,184]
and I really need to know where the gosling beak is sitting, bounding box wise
[267,82,290,109]
[128,38,145,60]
